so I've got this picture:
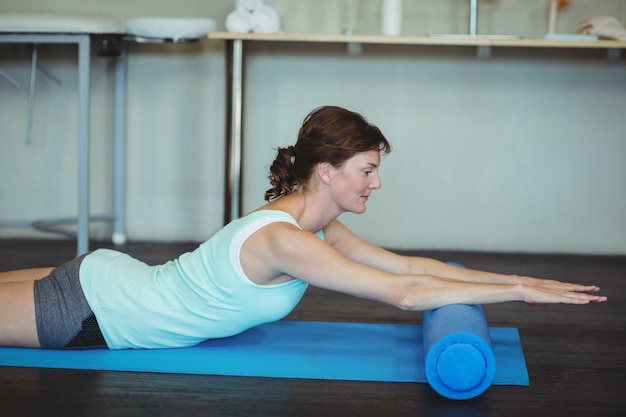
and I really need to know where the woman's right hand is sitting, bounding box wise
[517,279,607,305]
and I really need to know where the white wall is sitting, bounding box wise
[1,1,625,254]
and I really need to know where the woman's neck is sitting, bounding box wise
[262,189,341,233]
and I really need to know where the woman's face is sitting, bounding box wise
[329,150,382,214]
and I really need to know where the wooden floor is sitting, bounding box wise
[1,239,624,417]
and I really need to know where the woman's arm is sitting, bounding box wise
[322,220,425,274]
[323,220,602,295]
[258,222,606,311]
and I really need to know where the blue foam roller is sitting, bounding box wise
[422,304,497,400]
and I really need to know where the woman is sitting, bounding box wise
[0,106,606,350]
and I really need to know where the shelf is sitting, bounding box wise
[208,31,626,50]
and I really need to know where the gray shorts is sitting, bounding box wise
[33,254,108,349]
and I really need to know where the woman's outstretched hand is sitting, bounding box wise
[515,276,607,305]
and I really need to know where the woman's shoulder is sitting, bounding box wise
[211,209,303,250]
[237,209,301,229]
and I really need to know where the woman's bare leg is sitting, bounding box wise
[0,280,41,348]
[0,268,54,283]
[0,268,50,347]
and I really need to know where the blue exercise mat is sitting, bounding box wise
[0,320,528,388]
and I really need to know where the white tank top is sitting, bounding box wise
[80,210,319,349]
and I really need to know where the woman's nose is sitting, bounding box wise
[371,173,381,189]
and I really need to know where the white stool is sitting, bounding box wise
[0,12,215,255]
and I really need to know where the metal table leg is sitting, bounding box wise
[76,34,91,255]
[112,44,127,245]
[0,33,126,256]
[224,39,244,224]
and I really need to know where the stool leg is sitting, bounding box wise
[0,68,21,87]
[112,45,127,245]
[76,35,90,256]
[25,44,38,146]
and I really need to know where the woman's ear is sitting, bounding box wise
[317,162,332,185]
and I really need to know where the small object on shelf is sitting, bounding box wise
[578,16,626,41]
[544,33,598,41]
[381,0,402,36]
[341,0,359,35]
[429,0,520,40]
[545,0,597,41]
[225,0,280,34]
[547,0,568,35]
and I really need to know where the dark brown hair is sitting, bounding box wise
[265,106,392,201]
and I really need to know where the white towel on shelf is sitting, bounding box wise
[226,2,279,34]
[226,9,253,33]
[578,16,626,41]
[251,5,280,34]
